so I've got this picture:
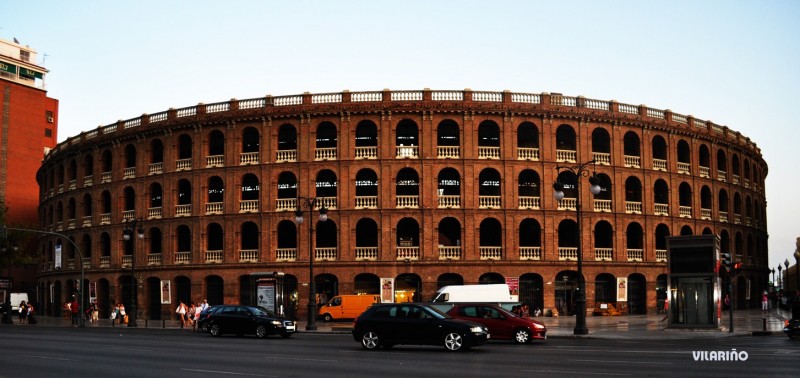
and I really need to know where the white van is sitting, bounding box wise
[431,284,516,303]
[10,293,29,311]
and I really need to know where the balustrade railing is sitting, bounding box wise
[100,213,111,225]
[206,202,223,214]
[121,255,132,268]
[176,158,192,171]
[733,214,742,224]
[175,204,191,217]
[438,146,460,158]
[101,171,112,183]
[276,248,297,262]
[478,196,501,209]
[82,258,91,269]
[100,256,110,268]
[625,201,642,214]
[677,162,691,174]
[479,246,502,260]
[732,174,740,184]
[654,203,669,216]
[239,249,259,262]
[315,247,337,261]
[594,248,613,261]
[123,167,136,179]
[558,198,577,211]
[205,250,223,263]
[83,175,93,187]
[147,207,162,219]
[517,147,539,160]
[437,195,460,208]
[627,249,644,262]
[148,162,163,175]
[656,250,667,262]
[519,247,541,260]
[355,247,378,261]
[240,152,259,165]
[719,211,728,223]
[82,215,92,227]
[239,200,259,213]
[396,145,418,158]
[355,196,378,209]
[699,166,710,178]
[594,199,612,212]
[437,246,460,260]
[700,208,712,220]
[317,197,337,210]
[624,155,641,168]
[593,152,610,165]
[315,147,337,160]
[653,159,667,171]
[68,180,76,190]
[518,196,540,209]
[148,253,162,266]
[478,146,500,159]
[206,155,224,167]
[122,210,134,221]
[717,170,727,182]
[396,195,419,208]
[355,146,377,159]
[556,149,577,163]
[67,219,76,230]
[397,246,420,260]
[679,206,692,218]
[276,149,297,162]
[276,198,296,211]
[558,247,577,261]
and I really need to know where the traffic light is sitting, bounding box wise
[732,262,743,275]
[721,252,731,273]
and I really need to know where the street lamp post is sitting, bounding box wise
[295,197,328,331]
[785,259,791,295]
[771,268,776,291]
[122,218,144,328]
[794,250,800,294]
[553,160,602,336]
[778,265,783,296]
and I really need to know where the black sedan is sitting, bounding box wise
[196,305,223,333]
[204,305,296,338]
[352,303,489,351]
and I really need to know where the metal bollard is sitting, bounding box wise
[763,317,767,331]
[163,319,166,328]
[145,319,148,328]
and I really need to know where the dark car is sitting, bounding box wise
[446,304,546,344]
[784,318,800,339]
[196,305,223,333]
[352,303,489,351]
[204,305,296,338]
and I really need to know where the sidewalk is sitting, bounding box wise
[11,308,793,339]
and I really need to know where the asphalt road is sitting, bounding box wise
[0,326,798,377]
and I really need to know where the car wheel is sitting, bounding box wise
[443,332,464,351]
[200,322,210,333]
[514,328,531,344]
[256,325,267,339]
[210,324,222,337]
[323,314,332,322]
[361,331,380,350]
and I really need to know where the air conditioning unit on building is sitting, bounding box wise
[47,116,54,123]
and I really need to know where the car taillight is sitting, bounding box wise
[786,320,790,327]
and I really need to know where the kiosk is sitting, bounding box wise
[666,235,721,328]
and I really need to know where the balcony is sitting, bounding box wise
[276,149,297,162]
[240,152,259,165]
[68,180,77,190]
[276,198,296,211]
[396,195,419,208]
[479,246,502,260]
[396,145,418,158]
[67,259,75,270]
[438,146,460,159]
[700,208,712,220]
[478,146,499,159]
[205,250,223,263]
[355,196,378,209]
[717,170,727,182]
[206,155,224,167]
[239,200,259,213]
[625,201,642,214]
[679,206,692,218]
[733,214,742,224]
[206,202,223,214]
[652,159,667,171]
[593,199,612,212]
[656,249,667,262]
[732,174,740,185]
[558,247,577,261]
[627,249,644,262]
[556,149,577,163]
[147,253,162,266]
[593,152,610,165]
[744,179,750,188]
[698,166,710,178]
[719,211,728,223]
[148,207,162,219]
[518,196,540,210]
[121,255,132,268]
[82,258,91,269]
[654,203,669,216]
[517,147,539,161]
[122,210,134,221]
[557,198,577,211]
[239,249,259,263]
[149,162,163,175]
[397,246,420,260]
[624,155,641,168]
[123,167,136,179]
[315,147,337,160]
[56,222,62,231]
[437,246,460,260]
[594,248,613,261]
[316,197,337,210]
[519,247,541,261]
[175,204,191,217]
[315,247,337,261]
[67,219,76,230]
[101,171,112,183]
[355,247,378,261]
[478,196,501,209]
[355,146,378,159]
[172,251,190,264]
[83,175,93,187]
[276,248,297,262]
[677,162,690,175]
[82,215,92,227]
[176,158,192,171]
[100,256,110,268]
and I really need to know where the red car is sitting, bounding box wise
[446,304,546,344]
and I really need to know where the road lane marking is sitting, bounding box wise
[18,355,76,361]
[521,370,631,376]
[108,347,153,352]
[182,368,274,377]
[575,359,674,365]
[264,356,337,362]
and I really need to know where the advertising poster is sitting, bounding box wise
[381,278,394,303]
[54,244,62,269]
[160,280,171,304]
[617,277,628,302]
[257,284,276,311]
[89,282,97,304]
[506,277,520,301]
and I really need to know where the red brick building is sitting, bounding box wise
[35,89,767,321]
[1,37,58,299]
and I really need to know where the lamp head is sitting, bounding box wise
[319,206,328,222]
[552,182,565,200]
[588,175,601,195]
[294,208,304,224]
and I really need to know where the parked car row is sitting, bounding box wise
[196,305,296,338]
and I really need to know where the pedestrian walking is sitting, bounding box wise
[193,301,203,332]
[186,301,196,329]
[26,303,36,325]
[90,301,99,323]
[70,297,80,326]
[119,303,127,325]
[175,300,187,328]
[761,291,769,312]
[18,300,27,325]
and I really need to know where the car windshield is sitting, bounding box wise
[422,306,449,319]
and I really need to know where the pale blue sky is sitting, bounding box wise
[3,1,799,273]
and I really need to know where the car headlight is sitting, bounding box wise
[533,323,545,330]
[470,326,486,333]
[271,320,282,326]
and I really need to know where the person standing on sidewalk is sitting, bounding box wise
[18,301,27,325]
[762,291,769,313]
[175,300,187,328]
[70,297,79,326]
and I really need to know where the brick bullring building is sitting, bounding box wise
[35,89,768,320]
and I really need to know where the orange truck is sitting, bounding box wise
[318,294,380,321]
